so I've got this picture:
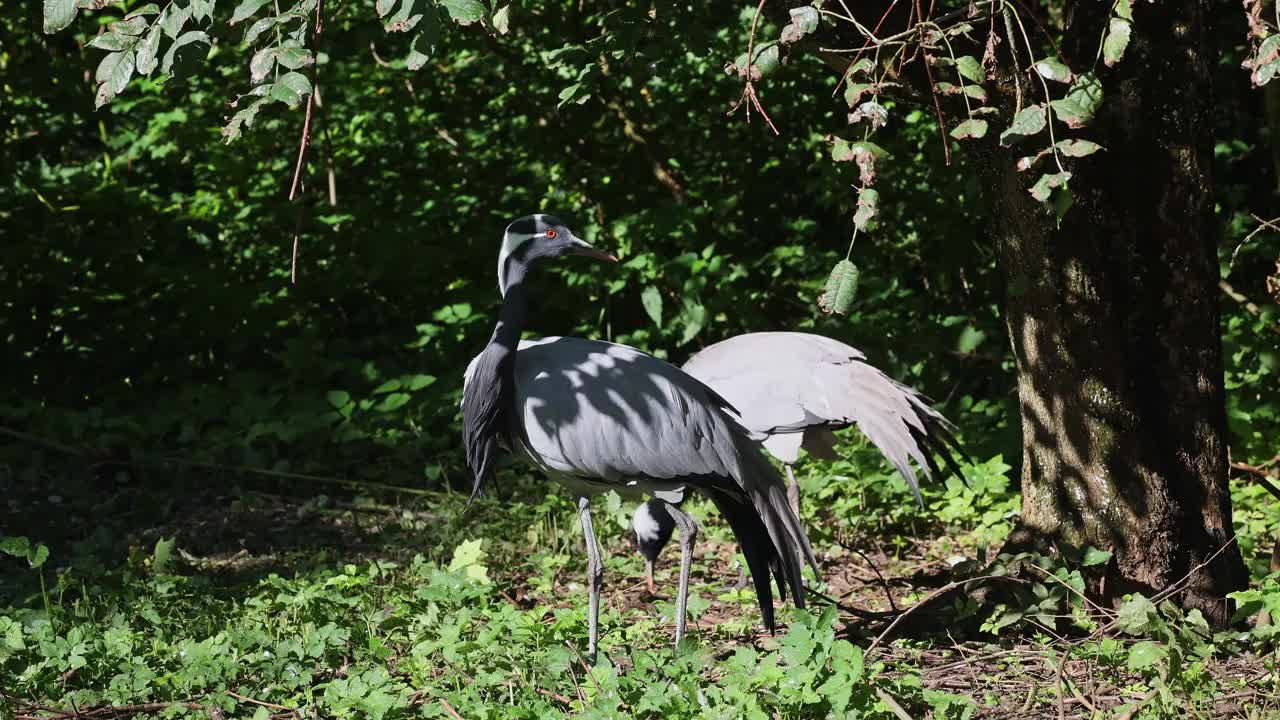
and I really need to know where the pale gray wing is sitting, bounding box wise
[682,332,965,500]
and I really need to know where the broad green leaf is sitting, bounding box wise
[95,82,116,109]
[819,259,859,315]
[1113,0,1133,21]
[152,536,175,574]
[372,379,402,395]
[376,393,411,412]
[640,286,663,327]
[677,300,706,345]
[1033,57,1073,83]
[950,118,988,140]
[729,41,780,81]
[190,0,214,23]
[43,0,77,33]
[440,0,486,25]
[1049,73,1103,128]
[1247,35,1280,87]
[270,71,312,106]
[963,84,988,101]
[843,82,873,108]
[954,55,983,83]
[853,187,878,231]
[999,104,1047,146]
[407,374,435,391]
[89,32,137,51]
[406,11,440,70]
[779,6,819,44]
[0,537,31,559]
[162,31,210,76]
[1115,594,1158,634]
[1080,547,1112,566]
[27,544,49,569]
[136,24,162,75]
[1126,641,1166,670]
[222,97,267,143]
[384,0,421,33]
[448,539,491,584]
[491,3,510,34]
[231,0,273,24]
[1055,139,1103,157]
[276,46,314,69]
[250,47,276,82]
[1103,18,1131,67]
[124,4,160,18]
[326,390,351,409]
[96,49,135,95]
[375,0,397,17]
[160,5,191,38]
[244,15,277,44]
[1028,171,1071,202]
[114,16,148,35]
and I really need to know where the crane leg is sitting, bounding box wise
[577,496,604,665]
[784,464,801,519]
[662,501,699,646]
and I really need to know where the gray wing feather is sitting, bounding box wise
[682,332,964,501]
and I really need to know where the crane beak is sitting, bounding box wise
[568,238,618,263]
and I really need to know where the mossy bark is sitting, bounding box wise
[978,0,1246,622]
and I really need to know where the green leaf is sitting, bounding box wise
[999,104,1047,146]
[1103,18,1131,67]
[843,82,873,108]
[160,4,191,38]
[372,379,402,395]
[819,259,859,315]
[640,286,663,327]
[963,84,988,101]
[1113,0,1133,21]
[124,4,160,18]
[190,0,214,23]
[161,30,210,76]
[152,536,175,574]
[383,0,421,33]
[853,187,878,232]
[27,544,49,569]
[89,31,137,51]
[1115,594,1158,634]
[448,539,490,584]
[407,374,436,391]
[231,0,273,24]
[1049,73,1103,128]
[0,537,31,559]
[950,118,988,140]
[1080,547,1112,566]
[375,0,397,17]
[326,390,352,409]
[250,47,276,82]
[954,55,983,83]
[276,46,314,70]
[1028,171,1071,202]
[677,299,706,345]
[1126,641,1166,670]
[136,24,162,75]
[729,41,780,81]
[95,82,116,109]
[440,0,486,25]
[376,393,411,412]
[43,0,77,33]
[779,6,819,44]
[96,49,135,95]
[244,15,276,44]
[1055,139,1103,157]
[269,71,312,107]
[1033,57,1073,83]
[491,3,510,34]
[406,12,440,71]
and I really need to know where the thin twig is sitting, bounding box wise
[225,691,298,717]
[287,0,324,284]
[866,574,1023,657]
[439,699,464,720]
[852,548,900,612]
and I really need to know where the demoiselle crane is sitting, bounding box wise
[461,214,818,662]
[632,332,966,592]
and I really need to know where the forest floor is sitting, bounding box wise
[2,455,1279,719]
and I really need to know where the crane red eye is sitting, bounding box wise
[545,229,557,238]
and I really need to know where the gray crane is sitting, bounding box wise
[461,215,818,663]
[632,332,965,592]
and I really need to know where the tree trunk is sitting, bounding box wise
[978,0,1246,622]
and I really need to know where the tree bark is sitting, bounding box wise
[977,0,1246,622]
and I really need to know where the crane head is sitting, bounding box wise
[498,214,616,295]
